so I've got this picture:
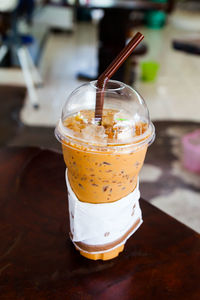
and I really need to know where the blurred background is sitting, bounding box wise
[0,0,199,232]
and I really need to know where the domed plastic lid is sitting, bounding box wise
[55,80,155,151]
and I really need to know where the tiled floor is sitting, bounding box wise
[0,69,25,87]
[140,122,200,233]
[21,23,98,126]
[152,188,200,233]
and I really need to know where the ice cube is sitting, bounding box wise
[81,124,107,144]
[113,119,135,142]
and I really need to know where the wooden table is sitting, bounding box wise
[0,147,199,299]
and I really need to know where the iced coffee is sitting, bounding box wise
[55,80,155,260]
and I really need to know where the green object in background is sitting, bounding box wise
[145,11,166,29]
[151,0,167,2]
[141,61,160,82]
[145,0,167,29]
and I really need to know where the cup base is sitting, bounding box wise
[76,244,125,261]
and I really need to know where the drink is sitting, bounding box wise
[55,80,155,260]
[62,109,148,204]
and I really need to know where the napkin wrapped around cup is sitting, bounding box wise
[66,170,143,252]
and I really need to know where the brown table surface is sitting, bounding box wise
[0,147,199,300]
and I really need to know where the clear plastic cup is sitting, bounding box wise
[55,80,155,204]
[55,80,155,260]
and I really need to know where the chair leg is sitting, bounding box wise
[23,47,43,87]
[17,47,39,109]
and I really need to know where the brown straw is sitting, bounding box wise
[95,32,144,124]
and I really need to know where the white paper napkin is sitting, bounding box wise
[66,170,143,246]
